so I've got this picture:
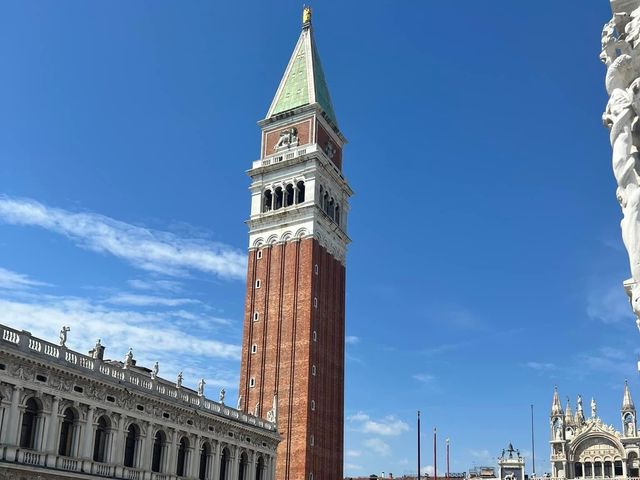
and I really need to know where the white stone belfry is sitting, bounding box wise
[602,0,640,331]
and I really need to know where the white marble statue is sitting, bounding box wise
[59,326,70,347]
[219,388,226,404]
[591,397,598,418]
[176,371,183,389]
[197,378,206,397]
[151,361,159,380]
[124,348,134,368]
[237,395,242,410]
[602,3,640,325]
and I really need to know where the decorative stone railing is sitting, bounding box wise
[0,324,276,432]
[253,143,345,181]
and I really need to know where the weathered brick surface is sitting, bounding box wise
[239,238,345,480]
[316,123,342,170]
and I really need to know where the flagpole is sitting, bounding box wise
[418,411,421,480]
[531,404,536,478]
[446,438,450,479]
[434,427,437,480]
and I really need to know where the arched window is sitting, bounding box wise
[335,204,340,226]
[615,460,623,476]
[152,430,166,473]
[238,451,249,480]
[318,185,323,208]
[285,184,294,207]
[274,187,283,210]
[199,442,211,480]
[604,461,613,478]
[58,408,76,456]
[19,397,40,449]
[255,456,265,480]
[176,436,189,477]
[328,198,335,220]
[263,190,272,212]
[594,461,603,477]
[585,462,593,477]
[297,181,305,203]
[575,462,583,478]
[93,416,110,463]
[323,191,329,213]
[220,447,230,480]
[123,423,139,468]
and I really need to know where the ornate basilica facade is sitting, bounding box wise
[0,324,279,480]
[550,385,639,479]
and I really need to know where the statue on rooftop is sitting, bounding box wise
[124,348,134,368]
[176,371,183,389]
[151,361,159,380]
[59,326,70,347]
[237,395,242,410]
[219,388,226,404]
[591,397,598,418]
[197,378,206,397]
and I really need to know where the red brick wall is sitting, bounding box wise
[239,237,345,480]
[317,123,343,170]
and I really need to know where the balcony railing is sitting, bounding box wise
[0,323,276,432]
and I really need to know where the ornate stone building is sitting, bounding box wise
[498,444,524,480]
[0,324,279,479]
[549,385,639,479]
[238,6,351,480]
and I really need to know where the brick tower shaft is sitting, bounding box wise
[238,8,351,480]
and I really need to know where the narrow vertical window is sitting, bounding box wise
[314,264,318,275]
[257,250,263,259]
[313,297,317,308]
[251,344,257,354]
[255,279,261,289]
[312,331,317,342]
[249,378,256,388]
[310,435,314,446]
[312,365,316,376]
[311,400,316,411]
[253,312,259,321]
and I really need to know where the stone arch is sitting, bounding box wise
[93,414,111,463]
[176,435,189,477]
[295,228,309,239]
[19,396,42,450]
[238,450,249,480]
[199,440,213,480]
[58,406,80,457]
[266,234,278,245]
[220,445,231,480]
[123,422,140,468]
[280,231,293,242]
[151,429,168,473]
[253,238,264,248]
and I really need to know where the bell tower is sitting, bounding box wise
[238,7,351,480]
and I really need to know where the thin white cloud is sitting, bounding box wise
[363,438,391,456]
[0,195,246,279]
[344,463,364,472]
[523,361,556,371]
[346,450,362,458]
[345,335,360,345]
[349,411,409,436]
[106,293,200,307]
[0,267,50,290]
[412,373,436,383]
[127,278,183,293]
[0,296,241,390]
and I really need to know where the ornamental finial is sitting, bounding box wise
[303,6,312,26]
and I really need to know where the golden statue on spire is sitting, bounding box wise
[303,6,312,25]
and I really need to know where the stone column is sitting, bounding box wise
[165,430,178,475]
[44,396,60,467]
[188,435,200,478]
[3,385,23,461]
[140,422,153,471]
[229,446,239,480]
[212,442,222,480]
[247,451,256,480]
[113,416,126,477]
[82,405,96,459]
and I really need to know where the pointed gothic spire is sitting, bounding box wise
[623,380,635,411]
[266,7,338,126]
[565,396,574,420]
[551,386,563,416]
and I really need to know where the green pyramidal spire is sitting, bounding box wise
[266,9,338,126]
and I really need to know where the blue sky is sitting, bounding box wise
[0,0,635,477]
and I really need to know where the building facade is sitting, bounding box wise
[0,324,279,480]
[498,444,524,480]
[238,7,351,480]
[549,385,639,479]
